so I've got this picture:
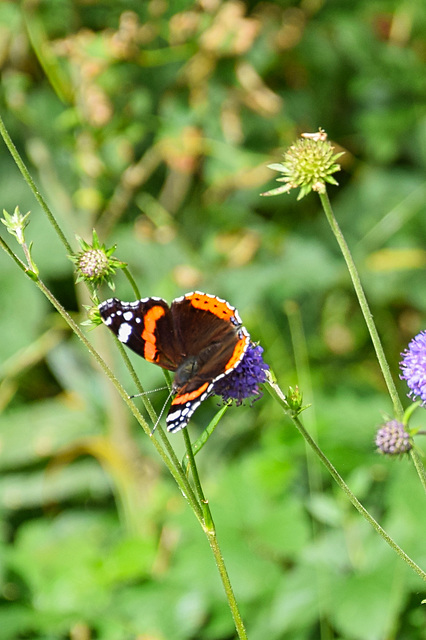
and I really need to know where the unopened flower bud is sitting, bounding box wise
[375,420,412,455]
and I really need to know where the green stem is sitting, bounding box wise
[410,448,426,494]
[0,234,204,523]
[40,276,204,519]
[267,379,426,582]
[0,112,73,255]
[182,428,211,527]
[320,190,426,493]
[45,279,204,521]
[0,233,28,272]
[1,234,249,636]
[1,235,249,638]
[181,429,248,639]
[122,266,141,299]
[181,404,230,473]
[206,531,249,640]
[114,341,161,427]
[319,191,404,420]
[0,114,247,636]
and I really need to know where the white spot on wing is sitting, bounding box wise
[117,322,132,343]
[166,409,182,423]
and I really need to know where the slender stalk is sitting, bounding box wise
[319,191,404,420]
[284,300,322,491]
[320,190,426,492]
[1,234,249,636]
[410,448,426,494]
[0,233,28,271]
[0,113,73,254]
[181,429,248,639]
[40,279,203,521]
[206,531,249,640]
[182,403,230,472]
[122,266,141,299]
[0,235,204,523]
[182,428,212,528]
[56,273,247,638]
[41,280,203,519]
[267,378,426,582]
[0,114,248,636]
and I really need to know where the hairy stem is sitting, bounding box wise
[0,113,73,254]
[319,191,404,420]
[182,429,248,638]
[0,234,204,522]
[267,379,426,582]
[206,530,249,640]
[320,190,426,492]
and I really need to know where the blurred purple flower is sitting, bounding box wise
[400,330,426,404]
[214,343,269,405]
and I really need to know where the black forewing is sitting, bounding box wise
[99,297,181,370]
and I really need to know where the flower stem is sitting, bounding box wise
[267,378,426,582]
[206,531,249,640]
[182,430,205,496]
[410,448,426,495]
[0,233,204,523]
[122,266,141,299]
[1,232,248,636]
[0,112,248,635]
[0,112,73,255]
[181,428,248,639]
[319,191,404,420]
[319,191,426,491]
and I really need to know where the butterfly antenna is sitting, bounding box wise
[129,385,168,399]
[150,388,174,436]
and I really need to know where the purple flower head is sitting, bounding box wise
[213,343,269,405]
[375,420,412,455]
[400,330,426,405]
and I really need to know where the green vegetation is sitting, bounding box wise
[0,1,425,638]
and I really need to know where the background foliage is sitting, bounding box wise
[0,1,425,638]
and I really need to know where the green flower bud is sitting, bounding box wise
[70,229,125,289]
[262,129,344,200]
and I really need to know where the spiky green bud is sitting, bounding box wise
[262,129,344,200]
[70,230,125,290]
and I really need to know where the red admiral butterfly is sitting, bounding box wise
[98,292,250,432]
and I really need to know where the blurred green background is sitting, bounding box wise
[0,1,426,638]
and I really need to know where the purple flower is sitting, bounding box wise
[375,420,412,455]
[400,330,426,404]
[213,343,269,405]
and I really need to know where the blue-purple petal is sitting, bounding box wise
[400,330,426,405]
[213,344,269,405]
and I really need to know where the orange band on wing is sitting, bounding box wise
[172,383,209,405]
[185,292,235,320]
[142,305,166,362]
[225,336,248,371]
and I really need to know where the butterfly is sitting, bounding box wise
[98,291,250,431]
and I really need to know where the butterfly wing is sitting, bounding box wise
[98,297,181,370]
[170,292,249,389]
[165,292,250,432]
